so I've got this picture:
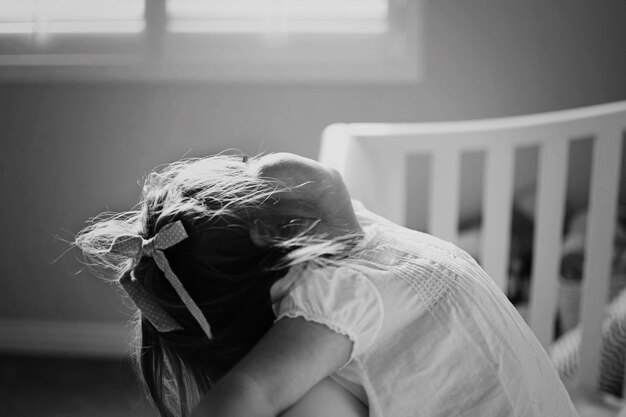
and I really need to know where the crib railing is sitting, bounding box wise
[319,101,626,403]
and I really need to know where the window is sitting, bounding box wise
[167,0,389,34]
[0,0,421,82]
[0,1,145,63]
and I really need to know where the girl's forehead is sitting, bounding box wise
[250,152,350,216]
[254,152,321,170]
[251,153,335,184]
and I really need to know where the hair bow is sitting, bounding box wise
[109,221,213,340]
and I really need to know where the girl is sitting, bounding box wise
[76,152,578,417]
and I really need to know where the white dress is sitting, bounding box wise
[270,202,579,417]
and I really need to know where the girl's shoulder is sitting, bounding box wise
[270,261,385,361]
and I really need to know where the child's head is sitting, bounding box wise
[75,152,360,417]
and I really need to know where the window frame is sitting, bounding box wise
[0,0,421,83]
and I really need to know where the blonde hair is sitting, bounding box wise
[75,154,358,416]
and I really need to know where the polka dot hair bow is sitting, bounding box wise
[109,221,213,340]
[118,271,182,333]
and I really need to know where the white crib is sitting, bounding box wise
[319,101,626,416]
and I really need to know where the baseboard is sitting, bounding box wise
[0,319,130,357]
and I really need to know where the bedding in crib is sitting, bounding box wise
[550,287,626,399]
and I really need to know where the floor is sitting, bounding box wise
[0,354,155,417]
[2,354,623,417]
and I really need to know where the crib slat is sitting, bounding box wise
[578,128,623,396]
[528,138,568,348]
[482,142,514,292]
[379,150,408,225]
[429,146,460,243]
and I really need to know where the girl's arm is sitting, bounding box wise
[191,317,353,417]
[280,377,368,417]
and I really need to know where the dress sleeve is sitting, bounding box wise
[271,264,384,362]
